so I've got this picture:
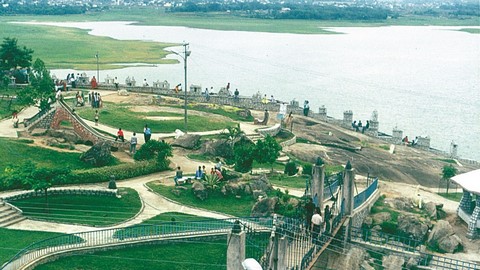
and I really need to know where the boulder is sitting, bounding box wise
[386,197,414,211]
[251,197,278,217]
[382,255,405,270]
[406,257,419,269]
[236,109,252,120]
[249,174,273,194]
[397,214,429,241]
[371,212,391,225]
[171,134,201,149]
[253,190,267,200]
[427,220,462,253]
[80,141,113,167]
[192,181,208,201]
[201,139,233,158]
[341,247,367,270]
[424,202,437,220]
[118,89,129,96]
[224,182,244,196]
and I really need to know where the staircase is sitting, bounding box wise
[245,133,263,144]
[0,201,26,227]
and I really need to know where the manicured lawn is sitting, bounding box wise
[76,103,235,133]
[9,188,141,226]
[34,238,228,270]
[0,138,109,172]
[268,174,308,189]
[0,228,72,265]
[437,192,463,202]
[140,212,217,225]
[147,181,258,217]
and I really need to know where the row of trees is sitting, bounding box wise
[0,3,87,15]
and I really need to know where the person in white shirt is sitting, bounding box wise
[311,207,323,244]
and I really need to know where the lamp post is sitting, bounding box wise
[169,43,191,133]
[95,51,99,82]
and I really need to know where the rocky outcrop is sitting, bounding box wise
[339,247,368,270]
[192,181,208,201]
[427,220,462,253]
[382,255,405,270]
[251,197,278,217]
[201,139,233,158]
[47,129,81,143]
[172,134,201,149]
[80,141,113,167]
[397,214,429,241]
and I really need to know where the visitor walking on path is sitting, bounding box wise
[94,110,99,126]
[174,166,183,186]
[144,124,152,143]
[115,128,125,142]
[90,76,97,89]
[305,198,315,232]
[311,207,323,244]
[130,132,138,155]
[303,100,310,116]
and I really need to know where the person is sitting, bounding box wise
[94,110,99,126]
[234,88,239,102]
[70,73,76,88]
[90,76,97,89]
[195,166,203,179]
[402,136,409,145]
[210,167,215,175]
[305,198,315,232]
[261,94,268,104]
[114,77,119,90]
[144,124,151,142]
[362,120,370,133]
[202,165,207,178]
[226,82,230,91]
[204,88,210,101]
[352,120,358,131]
[303,100,310,116]
[215,168,224,180]
[143,79,149,87]
[311,207,323,244]
[324,205,332,234]
[358,120,363,129]
[285,112,293,131]
[130,132,138,155]
[270,95,275,103]
[411,136,418,146]
[215,158,222,171]
[174,166,183,186]
[278,103,287,121]
[116,128,125,142]
[12,112,19,128]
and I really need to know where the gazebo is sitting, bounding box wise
[451,169,480,239]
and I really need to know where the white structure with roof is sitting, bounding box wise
[451,169,480,239]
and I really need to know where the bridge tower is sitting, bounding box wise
[312,157,326,210]
[227,221,246,270]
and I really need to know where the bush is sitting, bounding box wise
[134,140,172,169]
[233,138,255,173]
[284,161,298,176]
[302,164,312,176]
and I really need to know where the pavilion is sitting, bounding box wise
[451,169,480,239]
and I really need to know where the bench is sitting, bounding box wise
[176,176,194,185]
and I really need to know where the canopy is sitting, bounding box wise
[451,169,480,195]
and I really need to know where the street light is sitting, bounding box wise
[95,51,99,82]
[169,43,191,133]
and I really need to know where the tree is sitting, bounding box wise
[0,37,33,71]
[233,138,255,173]
[442,164,457,195]
[134,140,173,169]
[221,123,245,153]
[254,134,282,172]
[16,58,55,111]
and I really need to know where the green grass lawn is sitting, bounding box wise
[140,212,216,225]
[185,104,254,122]
[0,228,72,265]
[437,192,463,202]
[268,174,308,189]
[146,181,258,217]
[0,138,112,172]
[34,238,228,270]
[76,103,235,133]
[9,188,141,226]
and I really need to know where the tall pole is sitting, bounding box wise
[183,43,190,133]
[95,51,99,82]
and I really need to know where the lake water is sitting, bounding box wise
[37,21,479,161]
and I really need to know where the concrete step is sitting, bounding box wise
[0,213,26,227]
[0,208,16,219]
[276,155,290,163]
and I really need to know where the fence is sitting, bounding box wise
[353,178,378,209]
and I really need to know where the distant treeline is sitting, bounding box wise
[167,2,393,20]
[0,3,87,15]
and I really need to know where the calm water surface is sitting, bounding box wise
[42,22,479,161]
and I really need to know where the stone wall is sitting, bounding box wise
[351,190,380,228]
[257,123,281,137]
[2,188,117,202]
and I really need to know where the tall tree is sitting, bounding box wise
[16,58,55,111]
[442,164,457,195]
[254,134,282,172]
[0,37,33,71]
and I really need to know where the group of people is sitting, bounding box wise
[89,91,102,108]
[352,120,370,133]
[402,136,419,146]
[261,94,277,105]
[75,91,85,107]
[305,198,333,244]
[112,125,151,155]
[174,158,224,186]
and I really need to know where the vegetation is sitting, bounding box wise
[233,138,255,173]
[140,212,216,225]
[441,164,457,195]
[458,28,480,34]
[0,37,33,71]
[253,135,282,171]
[284,161,298,176]
[437,192,463,202]
[268,174,307,189]
[133,140,173,169]
[10,188,141,226]
[76,103,235,133]
[0,228,71,265]
[33,238,228,270]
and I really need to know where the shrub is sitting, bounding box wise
[134,140,172,169]
[233,138,255,173]
[284,161,298,176]
[203,174,221,190]
[302,164,312,176]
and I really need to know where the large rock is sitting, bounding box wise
[397,214,429,241]
[427,220,462,253]
[371,212,391,225]
[424,202,437,220]
[201,139,233,158]
[386,197,414,212]
[340,247,367,270]
[382,255,405,270]
[236,109,252,120]
[249,174,273,193]
[251,197,278,217]
[192,181,208,201]
[171,134,201,149]
[80,141,112,166]
[48,129,81,143]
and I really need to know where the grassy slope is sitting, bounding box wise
[9,188,141,226]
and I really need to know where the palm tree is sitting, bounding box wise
[442,165,457,195]
[221,123,244,152]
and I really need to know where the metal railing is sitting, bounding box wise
[353,177,378,209]
[1,217,272,270]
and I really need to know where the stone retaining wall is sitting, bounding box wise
[351,190,380,228]
[257,123,281,137]
[2,188,117,202]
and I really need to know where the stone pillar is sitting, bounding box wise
[290,99,299,108]
[368,110,379,137]
[227,230,246,270]
[459,189,472,214]
[343,110,353,129]
[392,128,403,145]
[318,105,327,121]
[342,161,355,216]
[450,141,458,159]
[277,236,288,270]
[417,136,431,149]
[467,195,480,239]
[312,164,325,210]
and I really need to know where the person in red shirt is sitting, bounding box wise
[116,128,125,142]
